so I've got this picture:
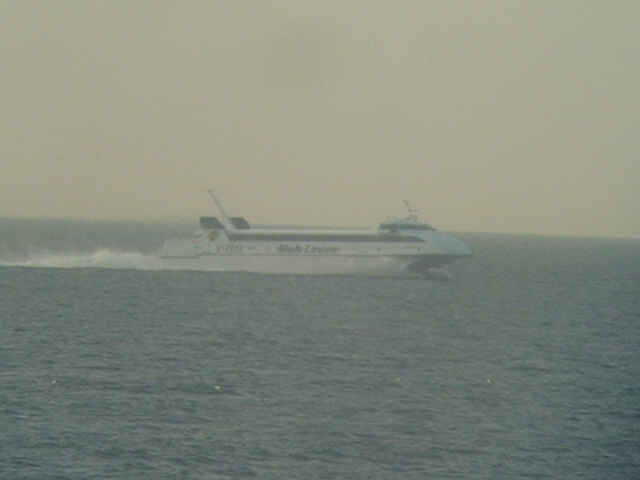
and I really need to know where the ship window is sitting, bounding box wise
[200,216,224,229]
[230,217,251,230]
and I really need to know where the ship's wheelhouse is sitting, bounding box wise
[378,221,436,234]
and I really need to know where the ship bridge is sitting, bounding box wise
[378,220,436,234]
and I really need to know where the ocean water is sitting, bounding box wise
[0,219,639,479]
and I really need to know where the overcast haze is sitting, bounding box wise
[2,1,639,237]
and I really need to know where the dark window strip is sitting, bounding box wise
[226,233,425,243]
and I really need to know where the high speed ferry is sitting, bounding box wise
[159,191,472,277]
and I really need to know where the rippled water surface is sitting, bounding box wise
[1,220,639,479]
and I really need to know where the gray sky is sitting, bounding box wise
[2,1,639,237]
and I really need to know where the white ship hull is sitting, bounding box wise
[160,247,466,277]
[160,230,471,277]
[162,252,415,276]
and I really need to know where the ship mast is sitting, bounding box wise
[403,200,418,221]
[207,189,236,230]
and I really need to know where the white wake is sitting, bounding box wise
[0,249,163,270]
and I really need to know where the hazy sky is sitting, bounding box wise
[2,1,639,237]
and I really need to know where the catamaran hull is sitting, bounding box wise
[160,253,460,277]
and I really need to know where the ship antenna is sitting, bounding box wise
[207,189,236,230]
[403,200,418,221]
